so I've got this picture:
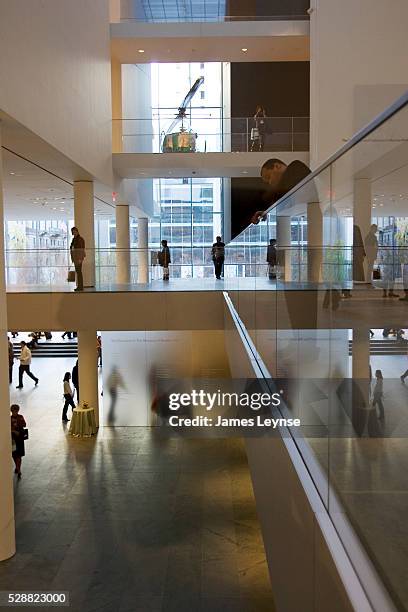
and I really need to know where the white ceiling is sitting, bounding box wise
[2,149,115,220]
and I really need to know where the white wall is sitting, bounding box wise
[310,0,408,167]
[0,0,113,186]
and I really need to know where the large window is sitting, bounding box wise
[151,62,223,153]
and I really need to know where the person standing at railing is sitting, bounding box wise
[250,106,266,152]
[70,226,86,292]
[211,236,225,279]
[159,239,171,281]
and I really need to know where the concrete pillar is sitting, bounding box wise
[351,327,371,436]
[116,204,130,285]
[77,330,99,426]
[354,179,372,282]
[277,215,291,281]
[307,201,323,283]
[137,217,149,283]
[0,123,16,560]
[73,181,95,288]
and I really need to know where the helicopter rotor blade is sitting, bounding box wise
[179,76,204,111]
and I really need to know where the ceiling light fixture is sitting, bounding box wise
[241,48,248,52]
[9,172,15,175]
[138,49,145,53]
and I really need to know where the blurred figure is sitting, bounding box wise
[211,236,225,279]
[16,341,39,389]
[106,366,126,425]
[72,360,79,403]
[250,105,266,152]
[401,367,408,383]
[11,331,19,338]
[159,239,171,281]
[381,247,399,297]
[62,331,73,339]
[372,369,384,420]
[62,372,75,422]
[97,335,102,367]
[266,238,277,279]
[8,337,14,384]
[365,224,378,283]
[11,404,26,479]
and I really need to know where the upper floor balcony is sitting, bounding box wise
[113,116,309,154]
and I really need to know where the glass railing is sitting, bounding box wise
[224,90,408,610]
[113,13,310,23]
[112,117,309,153]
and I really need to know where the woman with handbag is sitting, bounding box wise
[11,404,27,479]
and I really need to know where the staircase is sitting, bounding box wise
[12,341,78,359]
[348,338,408,356]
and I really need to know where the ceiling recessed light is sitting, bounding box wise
[241,48,248,52]
[138,49,145,53]
[242,170,248,174]
[9,172,15,175]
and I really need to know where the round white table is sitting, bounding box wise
[69,406,97,437]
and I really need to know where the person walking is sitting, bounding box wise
[401,366,408,383]
[11,404,26,479]
[159,239,171,281]
[72,360,79,403]
[372,369,385,420]
[16,341,39,389]
[62,372,75,422]
[8,337,14,384]
[70,226,86,292]
[211,236,225,279]
[266,238,277,279]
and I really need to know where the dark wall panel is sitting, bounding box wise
[231,62,310,118]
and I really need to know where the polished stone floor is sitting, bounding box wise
[0,358,275,612]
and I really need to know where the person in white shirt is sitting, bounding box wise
[62,372,75,422]
[16,341,39,389]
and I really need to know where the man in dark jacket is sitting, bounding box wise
[211,236,225,279]
[72,360,79,403]
[251,158,312,224]
[70,227,86,291]
[160,239,171,280]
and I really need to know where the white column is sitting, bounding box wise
[0,124,16,560]
[116,204,130,285]
[137,217,149,283]
[307,200,323,283]
[73,181,95,287]
[277,216,291,281]
[354,179,372,282]
[77,330,99,426]
[352,328,371,432]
